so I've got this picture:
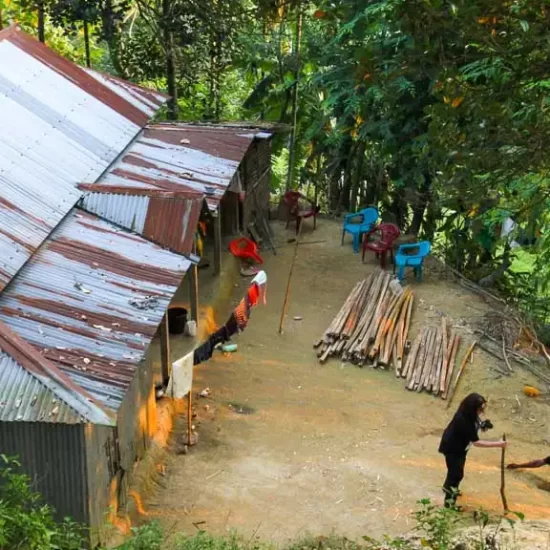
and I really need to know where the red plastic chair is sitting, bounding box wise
[229,237,263,264]
[283,191,319,234]
[362,223,401,268]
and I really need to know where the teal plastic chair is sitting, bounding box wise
[341,207,378,253]
[395,241,431,282]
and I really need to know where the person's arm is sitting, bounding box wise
[507,458,547,470]
[472,439,507,449]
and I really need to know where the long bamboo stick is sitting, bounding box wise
[409,329,431,390]
[417,329,436,391]
[500,433,509,513]
[402,329,423,379]
[446,340,477,407]
[429,330,444,392]
[382,290,410,365]
[442,335,460,399]
[439,321,450,394]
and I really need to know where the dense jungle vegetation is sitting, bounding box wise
[2,0,550,332]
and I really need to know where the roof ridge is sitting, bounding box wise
[0,321,115,425]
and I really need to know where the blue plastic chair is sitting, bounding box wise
[341,207,378,253]
[395,241,431,282]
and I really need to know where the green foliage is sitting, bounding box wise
[115,521,164,550]
[0,455,85,550]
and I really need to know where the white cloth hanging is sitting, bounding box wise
[166,351,194,398]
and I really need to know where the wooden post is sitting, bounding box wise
[500,433,509,513]
[187,390,193,446]
[213,210,222,275]
[159,314,170,386]
[188,263,199,322]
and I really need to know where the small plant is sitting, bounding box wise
[115,521,164,550]
[0,454,85,550]
[413,498,462,550]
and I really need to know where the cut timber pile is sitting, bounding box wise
[314,271,414,370]
[401,319,476,402]
[315,270,478,403]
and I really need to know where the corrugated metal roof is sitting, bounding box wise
[0,208,190,413]
[80,191,204,255]
[79,123,266,210]
[84,68,167,120]
[0,320,114,424]
[0,352,83,423]
[0,26,165,291]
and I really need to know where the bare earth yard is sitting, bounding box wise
[145,219,550,545]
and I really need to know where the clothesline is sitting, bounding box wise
[193,270,268,366]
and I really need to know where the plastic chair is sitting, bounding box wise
[395,241,431,282]
[229,237,263,264]
[341,207,378,253]
[283,191,319,234]
[362,223,401,268]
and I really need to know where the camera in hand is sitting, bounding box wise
[479,419,493,432]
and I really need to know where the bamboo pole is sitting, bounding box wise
[187,390,193,446]
[416,329,436,391]
[500,433,509,513]
[408,329,431,390]
[442,335,460,400]
[402,329,423,379]
[446,340,477,407]
[429,331,444,392]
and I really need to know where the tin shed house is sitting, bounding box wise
[0,25,200,546]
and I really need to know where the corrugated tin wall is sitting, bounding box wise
[243,139,272,230]
[0,422,88,523]
[85,423,118,548]
[117,359,155,471]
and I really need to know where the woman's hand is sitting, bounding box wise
[500,440,508,449]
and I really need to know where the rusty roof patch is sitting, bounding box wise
[0,26,166,292]
[80,192,203,255]
[79,123,268,210]
[0,208,190,412]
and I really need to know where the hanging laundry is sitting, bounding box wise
[193,271,268,366]
[166,351,194,398]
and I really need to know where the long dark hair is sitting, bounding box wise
[457,393,486,421]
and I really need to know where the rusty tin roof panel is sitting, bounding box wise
[0,27,165,291]
[0,352,83,423]
[80,124,258,210]
[0,208,190,412]
[80,192,203,255]
[84,68,167,120]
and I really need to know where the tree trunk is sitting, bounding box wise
[350,141,366,212]
[37,0,45,43]
[409,173,431,235]
[83,20,91,68]
[163,0,177,120]
[285,0,303,191]
[102,1,125,77]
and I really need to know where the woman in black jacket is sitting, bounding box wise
[439,393,507,508]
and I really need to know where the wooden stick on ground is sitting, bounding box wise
[187,390,193,446]
[446,340,477,408]
[500,433,509,513]
[442,335,460,400]
[279,222,303,334]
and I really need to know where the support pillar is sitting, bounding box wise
[159,313,170,386]
[188,263,199,322]
[213,210,222,275]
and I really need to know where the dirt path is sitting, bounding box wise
[146,220,550,544]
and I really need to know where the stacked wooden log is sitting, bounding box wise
[315,270,478,403]
[400,319,477,401]
[314,271,414,370]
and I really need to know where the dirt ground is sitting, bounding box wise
[145,219,550,545]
